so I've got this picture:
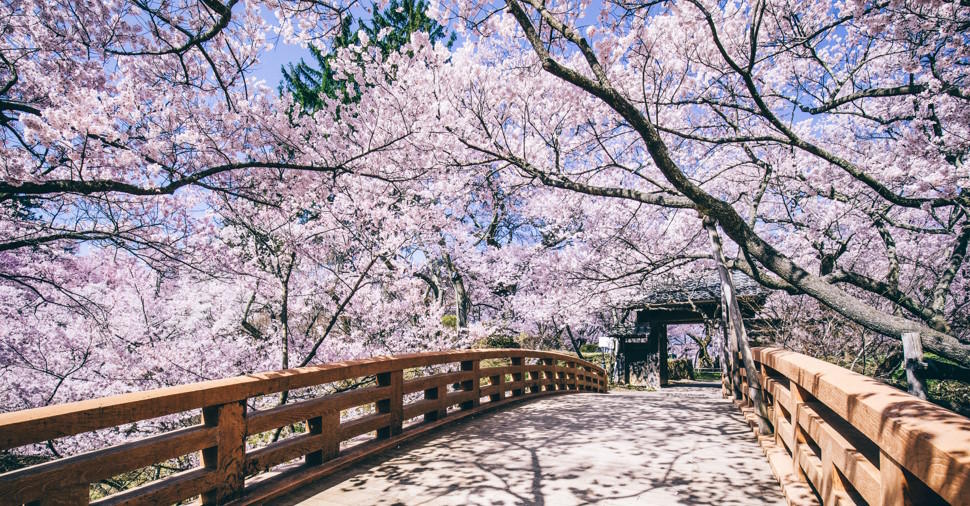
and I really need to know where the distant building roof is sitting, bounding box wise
[625,271,767,309]
[607,271,770,336]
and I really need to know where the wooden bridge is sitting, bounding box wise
[0,348,968,505]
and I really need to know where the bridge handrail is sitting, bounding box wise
[0,348,607,505]
[748,346,970,505]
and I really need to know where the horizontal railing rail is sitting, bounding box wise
[0,349,607,505]
[740,347,970,506]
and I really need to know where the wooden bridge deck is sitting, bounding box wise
[270,386,786,506]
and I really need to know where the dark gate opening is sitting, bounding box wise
[610,272,768,388]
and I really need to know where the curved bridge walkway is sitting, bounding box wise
[272,386,785,506]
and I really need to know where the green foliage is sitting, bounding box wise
[441,313,457,329]
[477,334,520,349]
[580,343,599,354]
[281,0,454,111]
[667,359,695,381]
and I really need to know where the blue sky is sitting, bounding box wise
[252,6,313,89]
[252,0,608,90]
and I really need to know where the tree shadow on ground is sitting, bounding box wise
[269,387,786,506]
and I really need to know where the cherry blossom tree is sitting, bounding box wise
[431,0,970,365]
[3,0,969,442]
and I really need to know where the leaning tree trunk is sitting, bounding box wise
[705,217,771,435]
[444,254,470,339]
[718,291,742,400]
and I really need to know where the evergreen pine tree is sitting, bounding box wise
[280,0,454,111]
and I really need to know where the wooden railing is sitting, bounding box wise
[0,349,606,505]
[738,347,970,506]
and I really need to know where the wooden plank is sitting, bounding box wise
[403,371,475,395]
[479,366,514,377]
[0,425,216,505]
[739,402,820,506]
[775,416,795,453]
[443,390,477,409]
[763,437,820,506]
[403,398,439,420]
[246,386,390,436]
[92,467,220,506]
[480,384,500,398]
[31,482,88,506]
[339,413,393,441]
[0,349,604,451]
[245,432,329,475]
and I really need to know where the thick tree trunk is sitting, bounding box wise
[718,289,741,399]
[565,325,585,360]
[444,254,470,336]
[705,218,770,434]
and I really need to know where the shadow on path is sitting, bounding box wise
[269,387,785,506]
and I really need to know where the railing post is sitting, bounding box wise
[489,370,504,402]
[879,449,937,505]
[542,358,556,391]
[460,359,480,410]
[306,409,339,465]
[201,400,246,505]
[528,360,541,393]
[790,383,811,484]
[424,386,444,421]
[566,362,576,390]
[511,357,524,397]
[821,444,850,504]
[377,369,403,439]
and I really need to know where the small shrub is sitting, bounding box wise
[667,359,694,380]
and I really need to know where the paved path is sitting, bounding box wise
[271,385,786,506]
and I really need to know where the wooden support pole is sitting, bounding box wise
[201,400,246,505]
[717,295,741,400]
[901,332,928,400]
[704,216,770,434]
